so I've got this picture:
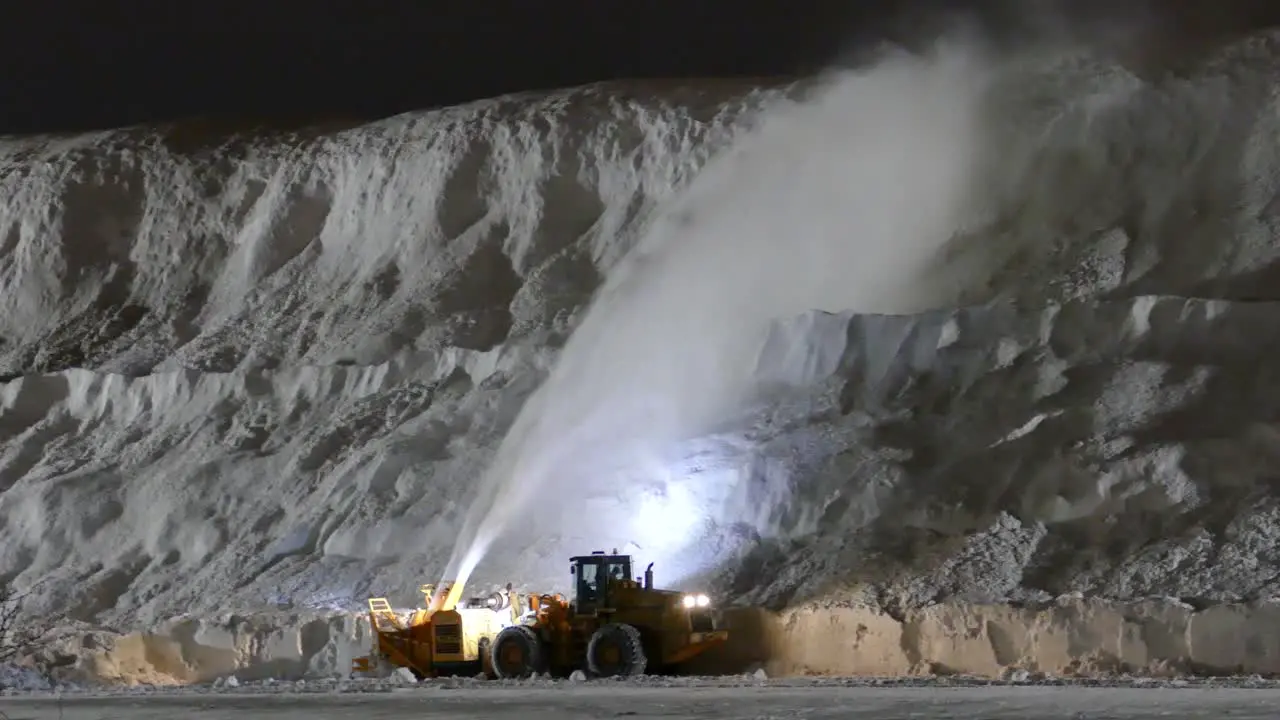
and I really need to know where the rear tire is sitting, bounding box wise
[490,625,544,679]
[586,623,647,677]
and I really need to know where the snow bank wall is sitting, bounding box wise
[59,612,375,685]
[699,599,1280,678]
[51,598,1280,685]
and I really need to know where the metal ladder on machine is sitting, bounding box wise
[352,597,418,677]
[368,598,402,632]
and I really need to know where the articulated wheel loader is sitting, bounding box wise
[488,550,729,679]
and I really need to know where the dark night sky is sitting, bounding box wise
[2,0,1280,135]
[0,1,867,135]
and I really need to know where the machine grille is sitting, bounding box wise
[434,624,462,655]
[689,610,716,633]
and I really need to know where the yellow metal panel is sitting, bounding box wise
[457,607,511,660]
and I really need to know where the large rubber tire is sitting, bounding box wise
[586,623,647,677]
[490,625,544,679]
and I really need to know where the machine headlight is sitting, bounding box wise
[695,594,710,607]
[682,595,696,608]
[682,594,712,608]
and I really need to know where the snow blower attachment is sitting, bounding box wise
[351,581,517,679]
[488,550,728,679]
[353,550,727,679]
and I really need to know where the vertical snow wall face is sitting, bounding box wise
[3,31,1280,628]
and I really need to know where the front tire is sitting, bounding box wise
[586,623,647,677]
[490,625,544,679]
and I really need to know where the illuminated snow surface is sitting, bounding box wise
[7,27,1280,686]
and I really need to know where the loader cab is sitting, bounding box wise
[569,551,633,613]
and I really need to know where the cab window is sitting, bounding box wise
[577,561,600,603]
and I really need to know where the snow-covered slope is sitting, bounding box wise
[715,295,1280,611]
[0,78,789,625]
[4,29,1280,647]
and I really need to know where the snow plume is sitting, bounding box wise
[444,37,1000,588]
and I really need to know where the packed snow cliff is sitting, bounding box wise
[4,30,1280,656]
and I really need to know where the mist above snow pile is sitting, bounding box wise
[443,41,998,588]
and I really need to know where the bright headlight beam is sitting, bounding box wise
[682,593,711,608]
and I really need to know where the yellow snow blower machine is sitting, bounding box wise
[353,550,728,680]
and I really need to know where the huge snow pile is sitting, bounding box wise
[4,28,1280,682]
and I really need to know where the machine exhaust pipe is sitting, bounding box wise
[644,563,654,590]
